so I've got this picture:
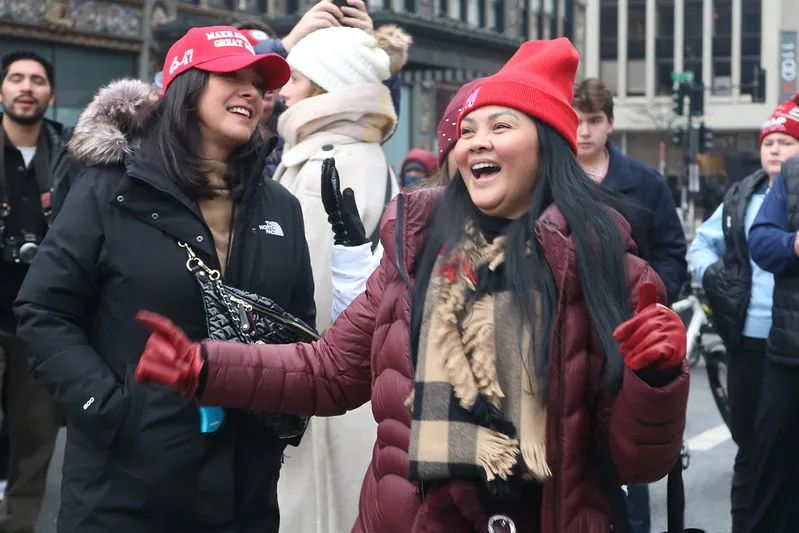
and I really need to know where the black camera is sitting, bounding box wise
[0,204,42,265]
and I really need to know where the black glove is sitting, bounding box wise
[321,158,368,247]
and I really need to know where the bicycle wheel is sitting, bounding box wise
[705,347,731,429]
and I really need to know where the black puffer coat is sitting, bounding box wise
[14,79,316,533]
[702,169,769,351]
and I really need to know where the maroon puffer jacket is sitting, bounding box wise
[200,188,690,533]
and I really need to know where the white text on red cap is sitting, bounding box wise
[205,30,255,54]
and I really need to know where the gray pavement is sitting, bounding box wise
[35,361,734,533]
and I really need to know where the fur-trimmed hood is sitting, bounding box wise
[68,78,159,166]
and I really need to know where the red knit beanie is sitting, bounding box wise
[437,78,486,165]
[760,92,799,145]
[457,38,579,154]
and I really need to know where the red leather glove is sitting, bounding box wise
[612,281,686,371]
[134,311,204,397]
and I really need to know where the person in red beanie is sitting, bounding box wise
[399,149,438,188]
[132,38,689,533]
[743,92,799,533]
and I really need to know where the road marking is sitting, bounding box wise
[685,423,731,452]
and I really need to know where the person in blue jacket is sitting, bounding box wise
[572,77,688,533]
[746,94,799,533]
[687,96,799,531]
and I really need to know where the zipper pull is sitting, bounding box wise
[237,305,252,332]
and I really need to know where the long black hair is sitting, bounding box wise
[411,121,635,394]
[143,69,268,202]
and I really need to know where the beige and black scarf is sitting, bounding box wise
[408,221,551,494]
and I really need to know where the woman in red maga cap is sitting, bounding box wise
[134,38,689,532]
[14,27,315,533]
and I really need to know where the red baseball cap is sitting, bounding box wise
[161,26,290,95]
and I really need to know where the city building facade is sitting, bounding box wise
[1,0,585,168]
[582,0,798,181]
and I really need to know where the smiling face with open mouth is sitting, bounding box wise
[454,104,541,219]
[196,67,265,158]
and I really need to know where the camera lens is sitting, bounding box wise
[19,242,39,264]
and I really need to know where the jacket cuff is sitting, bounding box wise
[196,343,209,398]
[254,38,288,58]
[618,362,689,426]
[634,365,682,388]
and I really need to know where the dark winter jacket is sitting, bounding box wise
[197,188,689,533]
[13,79,316,533]
[604,143,688,303]
[701,169,769,350]
[749,156,799,364]
[0,116,68,332]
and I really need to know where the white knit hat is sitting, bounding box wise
[286,27,392,93]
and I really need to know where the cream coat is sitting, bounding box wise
[274,82,397,533]
[274,82,398,332]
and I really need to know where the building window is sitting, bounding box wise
[599,0,617,63]
[490,0,505,32]
[235,0,267,12]
[478,0,487,27]
[628,0,645,61]
[438,0,447,16]
[286,0,300,13]
[460,0,468,20]
[655,0,675,95]
[404,0,416,11]
[711,0,732,95]
[683,0,703,86]
[600,60,619,95]
[627,60,646,96]
[740,0,761,97]
[522,6,530,38]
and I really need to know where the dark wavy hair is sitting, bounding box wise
[411,121,636,395]
[143,69,267,202]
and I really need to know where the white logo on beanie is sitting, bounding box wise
[464,87,481,111]
[762,116,788,131]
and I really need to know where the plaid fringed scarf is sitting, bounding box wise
[408,221,551,496]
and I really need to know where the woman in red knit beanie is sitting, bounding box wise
[133,38,689,533]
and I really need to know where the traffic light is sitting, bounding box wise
[690,83,705,116]
[673,126,685,147]
[698,122,714,154]
[753,67,767,103]
[672,82,685,116]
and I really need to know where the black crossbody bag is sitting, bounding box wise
[179,241,319,443]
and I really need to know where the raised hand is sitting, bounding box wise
[281,0,344,52]
[612,281,686,371]
[321,157,368,247]
[134,311,204,397]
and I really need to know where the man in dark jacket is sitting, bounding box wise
[0,50,66,533]
[572,78,688,533]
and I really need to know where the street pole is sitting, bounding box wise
[139,0,155,81]
[138,0,177,81]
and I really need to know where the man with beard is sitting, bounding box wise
[0,51,65,533]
